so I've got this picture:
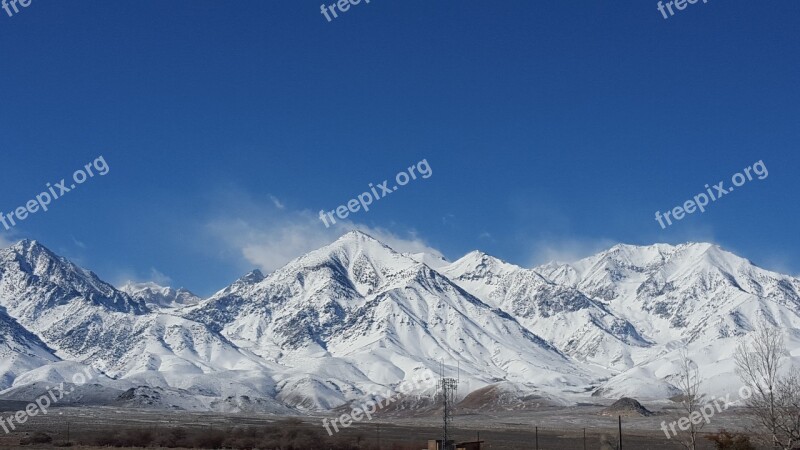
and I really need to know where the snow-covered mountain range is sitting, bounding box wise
[1,232,799,413]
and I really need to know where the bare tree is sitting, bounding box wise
[773,368,800,449]
[735,321,785,447]
[674,348,705,450]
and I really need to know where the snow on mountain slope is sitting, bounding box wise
[188,231,597,409]
[441,252,650,371]
[440,251,521,301]
[0,360,132,407]
[0,307,60,390]
[537,243,800,345]
[121,281,202,308]
[0,240,292,411]
[405,251,449,269]
[0,240,154,362]
[0,240,148,318]
[536,243,800,399]
[2,236,800,410]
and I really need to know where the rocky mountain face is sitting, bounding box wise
[0,240,276,408]
[186,231,586,409]
[441,251,651,371]
[1,233,799,411]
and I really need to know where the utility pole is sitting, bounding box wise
[583,428,586,450]
[438,361,458,450]
[535,426,539,450]
[618,416,622,450]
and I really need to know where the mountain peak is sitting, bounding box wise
[8,239,50,255]
[582,242,715,270]
[306,230,402,265]
[442,250,521,285]
[238,269,266,284]
[453,250,519,271]
[465,249,490,259]
[335,230,381,244]
[605,242,716,255]
[3,240,71,271]
[607,242,739,269]
[0,240,149,316]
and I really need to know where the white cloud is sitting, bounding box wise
[110,267,173,289]
[203,190,445,273]
[71,236,87,249]
[360,226,446,259]
[0,231,21,249]
[148,268,173,286]
[208,213,333,272]
[528,237,618,266]
[269,195,285,210]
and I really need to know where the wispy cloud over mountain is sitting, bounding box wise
[203,189,444,273]
[527,236,619,266]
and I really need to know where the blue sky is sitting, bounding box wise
[1,0,798,295]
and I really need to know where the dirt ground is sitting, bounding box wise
[0,404,766,449]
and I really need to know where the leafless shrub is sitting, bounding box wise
[674,347,706,449]
[773,368,800,447]
[735,321,787,447]
[93,428,154,447]
[705,429,756,450]
[192,429,227,448]
[61,420,395,449]
[19,431,53,445]
[152,427,190,447]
